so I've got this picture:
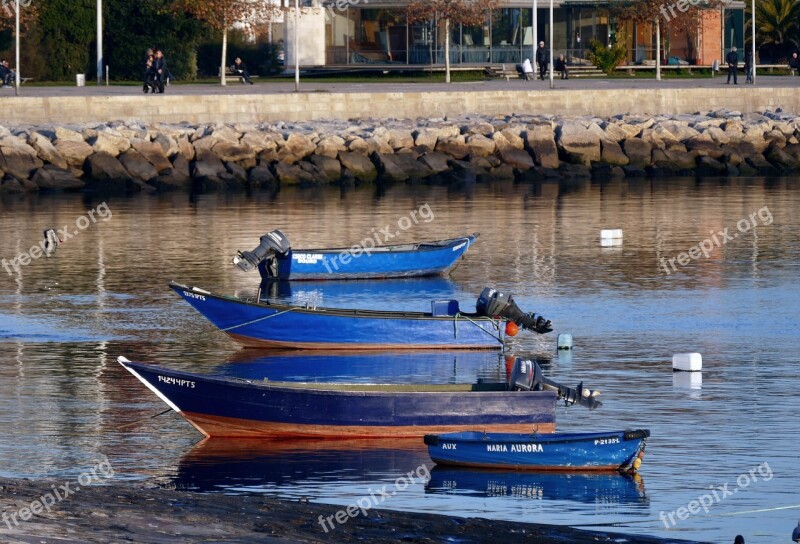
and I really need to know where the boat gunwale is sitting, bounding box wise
[284,234,478,256]
[121,360,556,396]
[426,430,650,446]
[169,281,501,322]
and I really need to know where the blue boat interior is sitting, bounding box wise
[431,300,460,316]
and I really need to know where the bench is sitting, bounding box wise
[220,69,259,83]
[616,63,794,76]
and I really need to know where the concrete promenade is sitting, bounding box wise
[2,77,800,125]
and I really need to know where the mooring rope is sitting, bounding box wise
[220,307,296,332]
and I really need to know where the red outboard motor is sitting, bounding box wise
[233,230,291,273]
[476,288,553,334]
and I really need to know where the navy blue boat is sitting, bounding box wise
[424,430,649,472]
[170,283,552,350]
[232,230,478,280]
[117,357,558,438]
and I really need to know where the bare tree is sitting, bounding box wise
[173,0,279,85]
[406,0,502,83]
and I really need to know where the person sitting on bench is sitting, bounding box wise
[230,57,254,84]
[555,54,569,79]
[1,60,15,88]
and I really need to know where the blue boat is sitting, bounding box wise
[424,430,649,472]
[117,357,558,438]
[232,230,479,280]
[170,283,553,350]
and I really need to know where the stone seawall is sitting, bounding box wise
[1,109,798,192]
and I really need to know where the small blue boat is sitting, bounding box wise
[117,357,558,438]
[170,283,552,350]
[232,230,479,281]
[424,430,649,472]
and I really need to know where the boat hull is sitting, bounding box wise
[171,283,505,350]
[425,430,649,472]
[259,235,477,281]
[119,359,557,439]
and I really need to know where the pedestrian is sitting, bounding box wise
[230,57,254,84]
[744,49,753,84]
[151,49,167,94]
[555,54,569,79]
[789,52,800,76]
[143,48,154,93]
[726,46,738,84]
[535,41,549,81]
[521,58,534,80]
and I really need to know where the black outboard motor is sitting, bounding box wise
[508,358,602,410]
[476,288,553,334]
[233,230,291,273]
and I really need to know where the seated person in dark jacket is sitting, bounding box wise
[1,60,14,87]
[789,52,800,75]
[555,54,569,79]
[231,57,254,84]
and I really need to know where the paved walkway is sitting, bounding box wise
[2,75,799,98]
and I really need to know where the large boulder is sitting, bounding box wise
[308,154,342,182]
[622,138,652,167]
[191,149,227,180]
[373,153,432,181]
[273,162,316,185]
[248,163,276,188]
[314,135,347,158]
[86,152,131,182]
[283,133,316,159]
[556,121,601,165]
[91,131,131,157]
[119,149,159,182]
[54,127,85,142]
[54,140,93,168]
[28,133,68,170]
[525,126,560,169]
[30,165,85,190]
[338,151,377,182]
[132,140,172,174]
[436,136,470,160]
[418,151,450,174]
[466,134,496,157]
[212,142,257,163]
[387,129,414,150]
[0,142,45,179]
[497,147,534,171]
[600,140,629,166]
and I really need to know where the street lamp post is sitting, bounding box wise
[294,0,300,92]
[751,0,756,83]
[14,0,19,96]
[533,0,537,72]
[548,0,553,88]
[97,0,103,85]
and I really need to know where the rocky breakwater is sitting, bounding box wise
[1,109,800,192]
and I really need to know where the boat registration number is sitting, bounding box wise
[595,437,620,445]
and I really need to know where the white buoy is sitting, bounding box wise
[557,333,573,350]
[673,371,702,390]
[672,353,702,372]
[600,238,623,247]
[600,229,623,239]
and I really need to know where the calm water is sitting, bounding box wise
[1,179,798,543]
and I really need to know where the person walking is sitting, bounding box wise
[535,41,549,81]
[151,49,167,93]
[744,49,753,84]
[726,47,738,84]
[231,57,254,84]
[143,48,154,93]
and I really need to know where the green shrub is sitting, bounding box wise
[587,37,627,74]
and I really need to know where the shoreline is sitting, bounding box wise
[0,477,701,543]
[2,109,799,194]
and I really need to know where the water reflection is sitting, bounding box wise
[426,467,649,511]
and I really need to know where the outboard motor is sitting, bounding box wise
[476,288,553,334]
[508,358,544,391]
[232,230,291,273]
[508,357,602,410]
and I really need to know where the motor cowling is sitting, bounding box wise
[233,230,291,272]
[508,358,544,391]
[476,287,553,334]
